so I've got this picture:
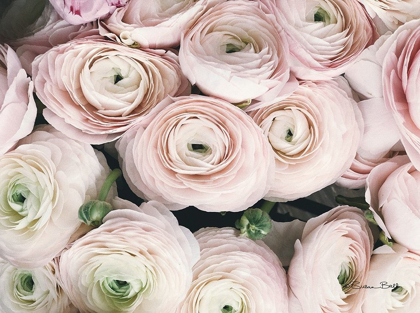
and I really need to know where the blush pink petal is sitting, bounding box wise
[0,45,36,155]
[117,95,274,212]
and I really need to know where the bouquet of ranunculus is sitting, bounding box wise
[2,0,420,312]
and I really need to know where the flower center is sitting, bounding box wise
[15,272,35,297]
[313,7,331,24]
[338,262,354,292]
[222,305,234,313]
[113,68,124,84]
[285,128,294,142]
[187,143,211,154]
[392,285,405,294]
[8,183,30,215]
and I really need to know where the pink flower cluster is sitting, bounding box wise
[1,0,420,312]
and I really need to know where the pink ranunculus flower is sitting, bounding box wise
[49,0,128,25]
[0,44,36,156]
[0,1,99,75]
[363,244,420,313]
[0,125,113,268]
[359,0,420,33]
[179,0,293,104]
[0,257,77,313]
[116,95,274,212]
[366,155,420,252]
[100,0,223,49]
[32,39,190,144]
[248,78,362,201]
[177,227,288,313]
[59,198,200,313]
[261,0,377,80]
[288,206,374,313]
[382,19,420,171]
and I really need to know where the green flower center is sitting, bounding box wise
[285,129,294,142]
[187,143,210,154]
[112,68,124,84]
[7,183,30,215]
[222,305,234,313]
[225,43,243,54]
[314,7,331,24]
[338,262,354,292]
[15,272,35,297]
[392,286,405,294]
[104,278,132,297]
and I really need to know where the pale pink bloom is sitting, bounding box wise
[261,0,377,80]
[100,0,223,48]
[382,19,420,171]
[117,95,274,212]
[32,39,189,144]
[363,244,420,313]
[366,155,420,253]
[59,198,199,313]
[248,78,362,201]
[49,0,128,25]
[0,257,77,313]
[177,227,288,313]
[0,125,113,268]
[288,206,374,313]
[359,0,420,33]
[0,45,36,156]
[179,0,293,103]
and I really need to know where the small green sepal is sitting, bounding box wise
[235,208,272,240]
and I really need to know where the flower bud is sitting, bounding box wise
[78,200,112,227]
[235,208,272,240]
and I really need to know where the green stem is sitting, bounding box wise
[98,169,121,201]
[260,201,276,214]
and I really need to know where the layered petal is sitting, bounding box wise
[179,0,292,103]
[117,95,274,212]
[177,227,288,313]
[248,79,362,201]
[288,206,374,313]
[59,199,199,313]
[32,39,190,144]
[0,44,36,155]
[0,125,112,268]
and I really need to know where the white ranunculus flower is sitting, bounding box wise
[59,198,199,313]
[0,258,77,313]
[0,125,113,268]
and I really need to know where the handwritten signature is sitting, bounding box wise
[343,281,399,290]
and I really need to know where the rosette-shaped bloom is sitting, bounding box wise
[177,227,288,313]
[0,44,36,155]
[0,125,112,268]
[59,199,200,313]
[179,0,292,103]
[33,39,190,144]
[117,95,274,212]
[248,79,362,201]
[366,155,420,252]
[0,0,98,75]
[49,0,128,25]
[100,0,222,48]
[262,0,376,80]
[288,206,374,313]
[363,244,420,313]
[359,0,420,32]
[0,258,77,313]
[382,19,420,171]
